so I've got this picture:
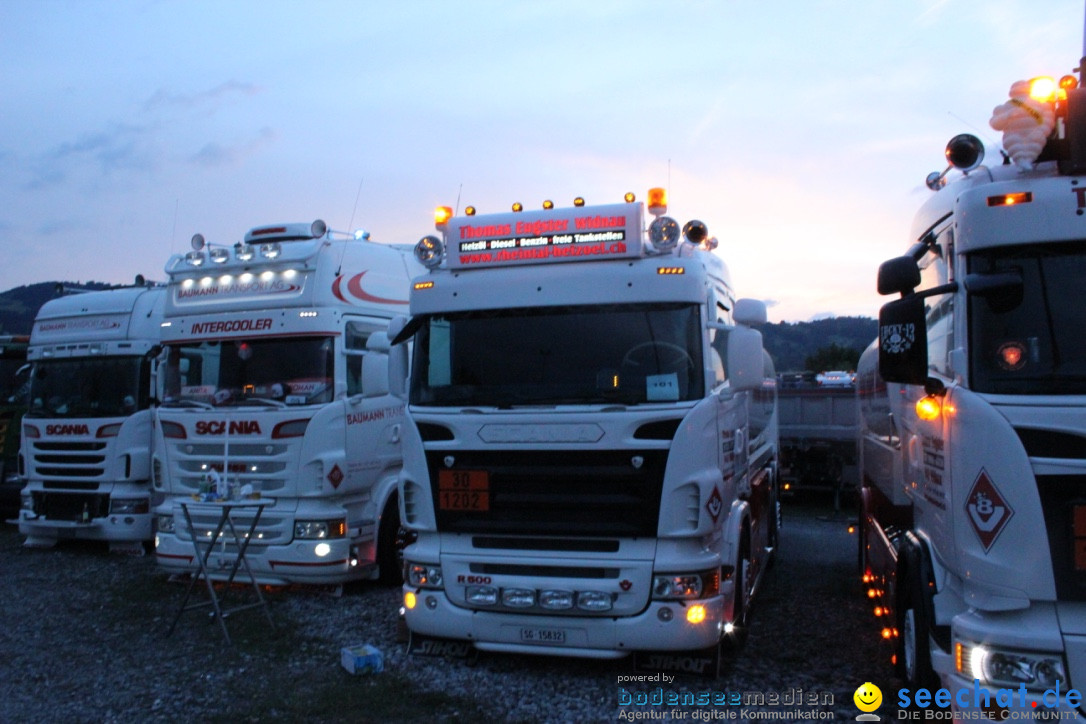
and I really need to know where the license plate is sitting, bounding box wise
[438,470,489,511]
[520,627,566,644]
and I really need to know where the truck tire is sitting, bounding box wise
[722,528,752,655]
[896,541,938,690]
[377,496,403,585]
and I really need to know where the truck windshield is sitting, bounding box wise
[969,240,1086,395]
[163,336,335,407]
[410,303,703,407]
[27,357,147,418]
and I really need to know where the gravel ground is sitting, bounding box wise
[0,500,900,723]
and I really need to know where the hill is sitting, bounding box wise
[760,316,877,372]
[0,281,114,335]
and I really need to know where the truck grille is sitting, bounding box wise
[29,441,107,479]
[165,441,290,494]
[425,449,668,537]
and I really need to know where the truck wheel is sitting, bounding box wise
[722,531,752,654]
[377,496,402,585]
[897,545,938,689]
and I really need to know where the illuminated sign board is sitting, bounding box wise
[172,274,305,306]
[446,202,643,269]
[34,315,125,340]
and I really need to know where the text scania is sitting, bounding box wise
[46,424,90,436]
[190,318,273,335]
[193,420,263,435]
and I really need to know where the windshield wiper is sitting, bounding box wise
[235,397,287,408]
[162,399,214,410]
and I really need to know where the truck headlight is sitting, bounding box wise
[294,518,346,540]
[406,563,443,589]
[651,569,721,600]
[157,514,175,533]
[956,639,1067,691]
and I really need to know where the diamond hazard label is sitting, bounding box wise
[964,469,1014,552]
[327,464,344,489]
[706,487,723,523]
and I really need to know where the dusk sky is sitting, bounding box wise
[1,1,1081,322]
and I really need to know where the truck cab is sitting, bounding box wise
[17,286,165,552]
[152,220,422,589]
[395,190,778,672]
[860,70,1086,715]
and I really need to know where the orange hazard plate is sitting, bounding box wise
[1075,505,1086,570]
[437,470,489,512]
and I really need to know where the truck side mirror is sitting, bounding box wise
[727,326,766,392]
[877,256,921,296]
[733,298,767,326]
[878,295,928,385]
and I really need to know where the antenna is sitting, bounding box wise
[337,178,364,276]
[347,178,364,233]
[454,183,463,216]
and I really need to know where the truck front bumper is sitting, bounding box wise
[402,587,729,659]
[155,532,368,586]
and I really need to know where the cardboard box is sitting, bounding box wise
[340,644,384,674]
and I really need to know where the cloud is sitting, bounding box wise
[24,122,158,189]
[143,80,262,113]
[189,126,277,168]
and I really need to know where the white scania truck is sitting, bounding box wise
[17,285,165,553]
[152,220,422,589]
[394,190,778,672]
[859,65,1086,714]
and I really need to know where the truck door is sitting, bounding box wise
[343,320,403,497]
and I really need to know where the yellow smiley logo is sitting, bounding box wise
[854,682,883,713]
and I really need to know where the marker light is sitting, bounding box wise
[542,199,554,210]
[987,192,1032,207]
[465,206,477,216]
[434,206,453,230]
[415,235,444,269]
[648,216,680,253]
[573,197,585,207]
[511,202,523,212]
[647,187,668,216]
[404,591,417,610]
[915,395,941,421]
[259,242,282,259]
[1060,75,1079,94]
[624,192,636,203]
[1029,76,1058,103]
[686,604,707,624]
